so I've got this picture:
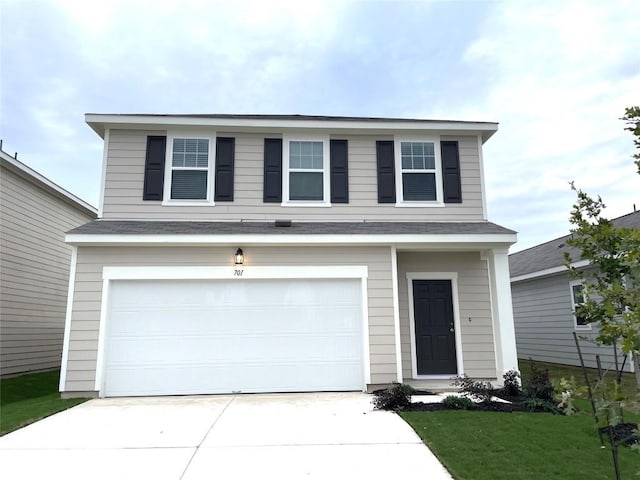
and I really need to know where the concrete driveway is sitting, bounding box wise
[0,392,452,480]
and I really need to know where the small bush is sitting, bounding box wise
[524,363,554,401]
[453,375,493,402]
[520,397,562,414]
[501,370,522,397]
[442,395,475,410]
[372,384,415,411]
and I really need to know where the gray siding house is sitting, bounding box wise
[0,148,97,377]
[60,114,519,398]
[509,210,640,373]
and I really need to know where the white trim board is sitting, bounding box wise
[85,114,499,142]
[67,233,517,247]
[390,246,403,382]
[510,260,590,283]
[93,264,370,396]
[406,272,464,380]
[59,246,78,392]
[102,265,368,280]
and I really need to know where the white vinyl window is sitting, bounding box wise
[163,133,216,204]
[400,141,437,201]
[569,281,590,330]
[170,138,209,200]
[283,137,330,205]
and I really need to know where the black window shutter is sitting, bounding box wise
[263,138,282,203]
[376,140,396,203]
[330,139,349,203]
[214,137,235,201]
[143,136,166,201]
[441,141,462,203]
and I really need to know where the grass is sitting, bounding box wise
[519,359,639,400]
[402,410,639,480]
[1,370,89,435]
[401,361,640,480]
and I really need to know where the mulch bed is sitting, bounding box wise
[403,390,556,413]
[599,423,640,446]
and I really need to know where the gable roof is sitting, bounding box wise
[85,113,499,143]
[509,210,640,281]
[0,148,97,217]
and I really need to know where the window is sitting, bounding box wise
[397,140,441,203]
[169,138,210,201]
[570,281,590,329]
[284,138,329,204]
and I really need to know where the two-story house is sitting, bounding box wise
[59,114,518,398]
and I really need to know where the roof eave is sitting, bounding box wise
[0,150,98,217]
[66,232,517,247]
[85,114,499,142]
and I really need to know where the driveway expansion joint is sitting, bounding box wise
[178,394,237,480]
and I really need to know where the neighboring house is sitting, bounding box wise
[0,148,97,377]
[59,113,518,398]
[509,210,640,373]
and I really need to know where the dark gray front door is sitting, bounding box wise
[412,280,457,375]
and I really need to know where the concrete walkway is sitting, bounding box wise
[0,392,452,480]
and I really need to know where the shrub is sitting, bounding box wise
[442,395,475,410]
[501,370,522,397]
[520,397,562,414]
[524,363,554,401]
[372,384,415,411]
[453,375,493,402]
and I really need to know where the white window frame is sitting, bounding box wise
[394,136,444,207]
[569,280,591,331]
[282,134,331,207]
[163,130,216,206]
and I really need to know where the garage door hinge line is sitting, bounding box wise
[179,395,237,480]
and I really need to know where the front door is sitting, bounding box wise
[412,279,457,375]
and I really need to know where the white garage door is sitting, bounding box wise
[103,278,364,396]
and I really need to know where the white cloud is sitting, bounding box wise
[459,0,640,250]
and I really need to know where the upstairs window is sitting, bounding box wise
[400,141,438,202]
[170,138,209,200]
[283,138,330,204]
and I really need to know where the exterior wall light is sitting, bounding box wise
[234,248,244,265]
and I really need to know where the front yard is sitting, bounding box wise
[1,370,89,435]
[401,361,639,480]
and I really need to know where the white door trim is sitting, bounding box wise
[94,265,370,397]
[406,272,464,380]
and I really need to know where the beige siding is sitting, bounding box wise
[101,129,485,221]
[63,245,397,393]
[0,166,94,376]
[397,252,497,379]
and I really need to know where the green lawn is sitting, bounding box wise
[1,370,89,435]
[402,410,639,480]
[401,361,639,480]
[519,359,639,400]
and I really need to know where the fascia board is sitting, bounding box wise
[85,114,498,141]
[510,259,590,283]
[66,233,517,247]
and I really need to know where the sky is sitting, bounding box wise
[1,0,639,252]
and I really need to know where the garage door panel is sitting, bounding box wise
[106,360,363,396]
[109,305,361,335]
[104,278,364,396]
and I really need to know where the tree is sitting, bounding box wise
[565,106,640,387]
